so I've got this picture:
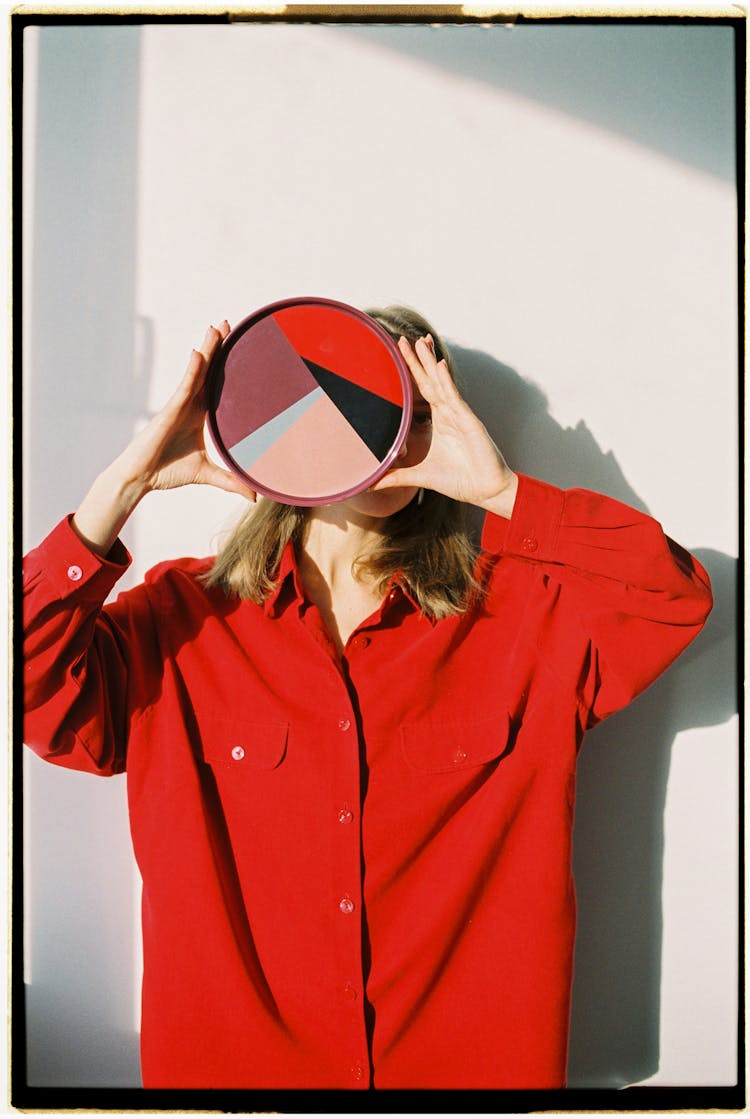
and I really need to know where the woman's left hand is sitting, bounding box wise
[371,335,519,518]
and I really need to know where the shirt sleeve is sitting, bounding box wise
[481,473,713,725]
[23,516,160,775]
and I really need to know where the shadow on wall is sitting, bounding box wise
[340,23,737,183]
[25,980,142,1089]
[453,343,737,1087]
[24,24,145,1089]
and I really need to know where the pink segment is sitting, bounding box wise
[248,392,380,501]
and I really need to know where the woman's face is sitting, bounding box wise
[335,382,433,521]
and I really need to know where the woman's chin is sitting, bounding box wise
[343,486,420,519]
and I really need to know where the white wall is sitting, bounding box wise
[23,20,738,1090]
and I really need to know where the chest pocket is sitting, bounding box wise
[202,720,289,774]
[400,711,514,775]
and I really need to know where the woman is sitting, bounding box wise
[23,306,712,1090]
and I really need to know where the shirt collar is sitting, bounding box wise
[263,540,305,618]
[263,542,422,621]
[388,579,422,615]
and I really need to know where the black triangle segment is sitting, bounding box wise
[301,359,404,461]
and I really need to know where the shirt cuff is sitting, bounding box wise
[481,474,565,559]
[33,515,132,601]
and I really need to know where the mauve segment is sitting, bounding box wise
[216,316,320,449]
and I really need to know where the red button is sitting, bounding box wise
[343,983,358,1001]
[522,535,538,552]
[338,718,351,732]
[339,896,355,915]
[353,634,370,650]
[453,748,468,764]
[338,807,354,824]
[231,746,245,761]
[351,1061,366,1080]
[66,565,83,581]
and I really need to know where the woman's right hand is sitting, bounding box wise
[72,322,256,556]
[114,322,256,498]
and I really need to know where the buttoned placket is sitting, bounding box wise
[334,602,412,1087]
[286,577,412,1087]
[295,597,372,1086]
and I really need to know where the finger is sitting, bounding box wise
[419,346,462,409]
[414,335,439,373]
[198,324,223,363]
[432,357,461,402]
[398,341,467,437]
[415,343,455,407]
[175,325,223,404]
[417,338,461,399]
[400,334,437,372]
[408,336,453,399]
[397,337,438,399]
[170,346,211,407]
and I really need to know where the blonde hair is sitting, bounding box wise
[204,305,482,620]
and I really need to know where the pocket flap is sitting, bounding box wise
[401,712,512,775]
[203,721,289,772]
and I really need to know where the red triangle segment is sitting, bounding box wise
[272,304,404,407]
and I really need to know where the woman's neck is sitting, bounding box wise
[297,506,389,651]
[300,505,385,589]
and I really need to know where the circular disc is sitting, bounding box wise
[207,297,413,506]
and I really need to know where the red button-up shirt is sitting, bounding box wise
[23,475,712,1089]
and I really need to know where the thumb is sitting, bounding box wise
[371,465,423,491]
[198,462,257,501]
